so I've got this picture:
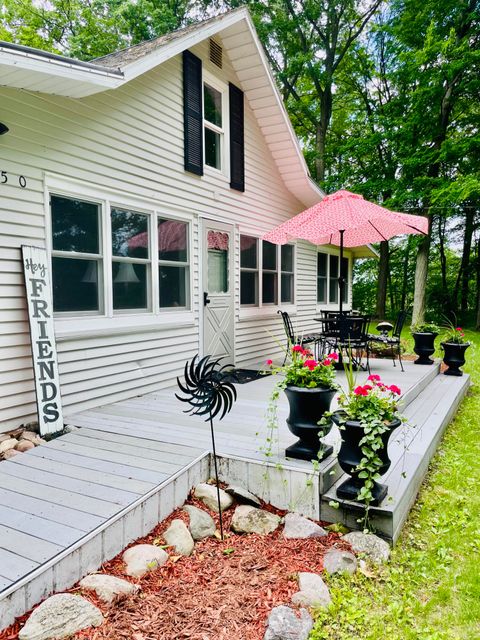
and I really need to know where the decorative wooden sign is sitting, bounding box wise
[22,245,63,435]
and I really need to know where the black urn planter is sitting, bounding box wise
[412,332,438,365]
[284,385,336,462]
[441,342,470,376]
[331,411,401,506]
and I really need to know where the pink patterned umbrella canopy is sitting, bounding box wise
[263,190,428,246]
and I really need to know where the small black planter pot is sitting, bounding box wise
[284,385,336,462]
[412,332,438,365]
[441,342,470,376]
[331,411,402,506]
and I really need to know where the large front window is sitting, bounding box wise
[240,235,295,307]
[51,194,190,315]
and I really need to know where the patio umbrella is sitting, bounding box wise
[263,189,428,315]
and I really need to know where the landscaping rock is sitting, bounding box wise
[15,440,35,453]
[291,572,331,608]
[225,485,261,507]
[18,593,103,640]
[183,505,216,540]
[194,482,233,513]
[283,512,328,539]
[231,505,281,535]
[0,434,11,443]
[20,431,41,443]
[343,531,390,564]
[0,438,18,454]
[323,549,357,575]
[79,574,139,603]
[123,544,168,577]
[2,449,19,460]
[163,519,195,556]
[263,605,313,640]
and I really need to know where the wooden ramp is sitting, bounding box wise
[0,359,466,629]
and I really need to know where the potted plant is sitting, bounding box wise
[441,324,470,376]
[266,345,338,462]
[411,322,440,365]
[322,373,403,510]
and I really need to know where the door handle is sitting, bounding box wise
[203,291,211,306]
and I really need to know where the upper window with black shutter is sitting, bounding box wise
[229,82,245,192]
[183,50,203,176]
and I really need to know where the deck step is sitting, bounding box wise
[320,372,470,541]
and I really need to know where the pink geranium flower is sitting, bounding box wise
[367,374,381,381]
[328,352,339,361]
[354,385,369,396]
[303,359,318,371]
[389,384,401,395]
[292,345,304,353]
[266,359,273,366]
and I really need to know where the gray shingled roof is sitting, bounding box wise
[93,9,240,69]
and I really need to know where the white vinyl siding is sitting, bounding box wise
[0,36,343,430]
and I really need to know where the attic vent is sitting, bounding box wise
[209,39,222,68]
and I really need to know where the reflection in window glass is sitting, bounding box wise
[317,253,327,304]
[158,219,188,262]
[341,257,349,303]
[205,127,221,169]
[52,257,100,312]
[241,270,257,305]
[112,262,147,310]
[204,84,222,126]
[159,265,187,308]
[208,250,228,293]
[329,255,339,304]
[240,235,257,269]
[262,241,277,271]
[240,235,258,305]
[281,245,294,272]
[281,245,294,303]
[262,272,277,305]
[111,209,148,259]
[51,196,99,254]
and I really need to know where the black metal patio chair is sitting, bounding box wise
[277,310,323,363]
[367,309,408,372]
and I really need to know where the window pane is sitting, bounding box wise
[112,262,147,310]
[208,250,228,293]
[158,219,188,262]
[281,245,294,272]
[204,84,222,126]
[263,241,277,271]
[241,271,258,305]
[159,265,187,308]
[52,257,100,312]
[111,209,149,259]
[317,278,327,303]
[341,257,349,303]
[51,195,99,254]
[240,235,257,268]
[281,273,294,303]
[262,272,277,304]
[329,255,339,303]
[317,253,327,277]
[205,127,221,169]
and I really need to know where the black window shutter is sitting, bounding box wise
[183,50,203,176]
[229,82,245,191]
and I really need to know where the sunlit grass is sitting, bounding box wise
[310,328,480,640]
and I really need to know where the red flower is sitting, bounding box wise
[354,386,369,396]
[323,358,332,366]
[363,384,372,391]
[456,327,463,331]
[328,352,339,361]
[292,345,304,353]
[303,359,318,371]
[368,374,381,382]
[266,359,273,366]
[389,384,401,395]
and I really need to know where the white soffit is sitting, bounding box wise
[0,8,323,207]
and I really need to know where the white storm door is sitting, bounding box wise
[202,220,234,362]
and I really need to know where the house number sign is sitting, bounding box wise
[22,245,63,435]
[1,170,27,188]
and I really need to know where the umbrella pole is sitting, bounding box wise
[339,229,345,316]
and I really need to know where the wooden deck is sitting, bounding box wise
[0,359,469,630]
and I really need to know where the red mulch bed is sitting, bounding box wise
[1,495,352,640]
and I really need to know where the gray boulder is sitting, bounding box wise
[263,605,313,640]
[283,512,327,539]
[79,574,139,603]
[342,531,391,564]
[231,505,281,535]
[123,544,168,577]
[291,572,331,608]
[163,519,195,556]
[194,483,233,513]
[183,505,216,540]
[323,549,357,575]
[225,485,261,507]
[18,594,103,640]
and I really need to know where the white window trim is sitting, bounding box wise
[202,69,230,180]
[239,234,297,319]
[316,248,352,311]
[44,177,195,336]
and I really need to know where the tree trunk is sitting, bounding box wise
[460,207,474,313]
[315,87,333,183]
[375,240,389,318]
[476,238,480,330]
[411,217,432,326]
[400,235,412,310]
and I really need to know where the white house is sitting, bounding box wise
[0,8,369,432]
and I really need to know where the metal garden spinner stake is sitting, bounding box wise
[176,355,237,540]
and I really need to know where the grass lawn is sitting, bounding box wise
[310,328,480,640]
